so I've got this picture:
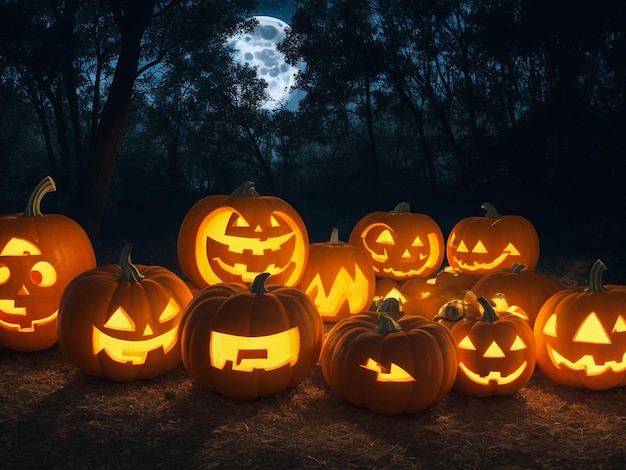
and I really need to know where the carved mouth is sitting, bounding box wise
[92,325,179,365]
[546,344,626,376]
[0,299,57,332]
[458,361,528,385]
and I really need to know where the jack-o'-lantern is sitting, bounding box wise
[348,202,444,280]
[177,181,308,288]
[399,277,458,318]
[296,228,375,322]
[533,260,626,390]
[181,272,324,400]
[321,298,458,415]
[472,263,565,326]
[446,203,539,275]
[0,177,96,352]
[57,245,193,382]
[450,297,536,397]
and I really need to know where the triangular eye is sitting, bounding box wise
[411,235,424,247]
[542,314,558,337]
[234,214,250,227]
[503,243,520,255]
[510,335,527,351]
[458,336,476,350]
[471,241,488,253]
[456,240,469,253]
[158,298,180,323]
[270,215,280,227]
[574,312,611,344]
[104,307,136,331]
[613,315,626,333]
[375,229,395,244]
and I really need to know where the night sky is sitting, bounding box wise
[254,0,296,22]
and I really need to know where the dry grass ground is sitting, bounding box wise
[1,258,625,469]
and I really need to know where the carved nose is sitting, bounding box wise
[18,285,30,296]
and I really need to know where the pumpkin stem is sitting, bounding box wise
[391,201,411,214]
[230,181,260,197]
[250,272,271,293]
[477,297,499,323]
[328,227,341,245]
[510,263,527,274]
[373,298,403,334]
[24,176,56,217]
[118,244,145,282]
[480,202,502,218]
[586,259,607,292]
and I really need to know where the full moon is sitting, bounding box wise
[227,16,300,110]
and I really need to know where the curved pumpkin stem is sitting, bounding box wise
[118,244,145,282]
[480,202,502,218]
[477,297,499,323]
[510,263,527,274]
[374,298,402,334]
[250,272,271,294]
[586,259,607,293]
[24,176,56,217]
[391,201,411,214]
[230,181,260,197]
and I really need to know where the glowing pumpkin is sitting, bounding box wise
[533,260,626,390]
[321,298,458,415]
[446,203,539,275]
[177,181,308,288]
[296,228,375,322]
[0,177,96,352]
[472,263,565,326]
[348,202,444,280]
[57,245,193,382]
[180,272,324,400]
[450,297,536,397]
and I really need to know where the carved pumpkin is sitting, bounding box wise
[446,203,539,275]
[0,177,96,352]
[370,278,405,310]
[399,277,457,319]
[450,297,536,397]
[181,272,324,400]
[321,298,458,415]
[296,228,375,322]
[472,263,565,326]
[57,245,193,382]
[177,181,308,288]
[533,260,626,390]
[348,202,444,280]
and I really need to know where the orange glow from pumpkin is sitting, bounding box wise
[304,263,370,316]
[458,335,530,385]
[448,232,522,272]
[209,326,300,372]
[360,358,416,382]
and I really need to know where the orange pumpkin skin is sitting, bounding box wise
[321,299,458,415]
[446,203,540,275]
[177,181,309,288]
[296,228,375,322]
[181,273,324,400]
[0,177,96,352]
[450,297,536,397]
[57,246,193,382]
[348,202,444,280]
[533,260,626,390]
[472,263,565,327]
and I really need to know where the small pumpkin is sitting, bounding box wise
[321,298,458,415]
[433,291,483,329]
[177,181,309,288]
[0,177,97,352]
[181,272,324,400]
[446,203,540,275]
[296,228,375,322]
[57,245,193,382]
[348,202,444,280]
[533,260,626,390]
[450,297,536,397]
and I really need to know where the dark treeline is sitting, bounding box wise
[1,0,625,274]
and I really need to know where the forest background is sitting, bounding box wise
[1,0,625,281]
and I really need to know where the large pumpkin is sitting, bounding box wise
[0,177,96,352]
[181,272,324,400]
[446,203,539,275]
[296,228,375,322]
[450,297,536,397]
[57,245,193,382]
[348,202,444,280]
[177,181,309,288]
[533,260,626,390]
[321,298,458,415]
